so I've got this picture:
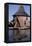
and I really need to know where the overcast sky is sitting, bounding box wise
[9,4,30,22]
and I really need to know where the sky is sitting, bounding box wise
[9,4,30,22]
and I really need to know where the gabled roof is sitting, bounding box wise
[13,5,30,17]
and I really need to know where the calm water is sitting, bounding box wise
[8,29,30,42]
[8,30,14,42]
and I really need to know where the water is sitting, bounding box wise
[8,30,14,42]
[8,28,30,42]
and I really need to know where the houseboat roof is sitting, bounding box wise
[13,5,30,17]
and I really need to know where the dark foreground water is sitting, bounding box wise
[8,29,30,42]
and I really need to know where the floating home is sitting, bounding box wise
[13,5,30,28]
[12,5,30,41]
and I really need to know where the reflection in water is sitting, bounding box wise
[8,28,30,42]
